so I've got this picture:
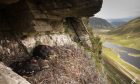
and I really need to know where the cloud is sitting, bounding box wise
[95,0,140,19]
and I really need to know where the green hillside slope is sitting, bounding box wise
[101,17,140,50]
[111,17,140,36]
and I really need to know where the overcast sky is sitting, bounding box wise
[95,0,140,19]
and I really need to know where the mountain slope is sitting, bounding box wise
[111,17,140,36]
[108,17,134,27]
[89,17,113,29]
[105,17,140,50]
[110,21,126,27]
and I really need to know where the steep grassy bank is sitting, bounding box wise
[101,34,140,51]
[105,17,140,50]
[103,48,140,83]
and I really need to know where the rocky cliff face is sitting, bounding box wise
[0,0,102,17]
[0,0,102,32]
[0,0,107,84]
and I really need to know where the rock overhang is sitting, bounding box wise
[0,0,103,17]
[0,0,103,32]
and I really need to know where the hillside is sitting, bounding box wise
[111,17,140,36]
[89,17,113,29]
[103,17,140,50]
[110,21,126,27]
[108,17,133,27]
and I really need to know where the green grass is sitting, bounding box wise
[103,59,132,84]
[100,17,140,51]
[101,34,140,51]
[110,35,140,51]
[98,17,140,83]
[109,17,140,35]
[128,53,140,57]
[103,48,140,83]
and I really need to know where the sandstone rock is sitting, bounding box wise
[0,0,102,32]
[0,0,105,83]
[0,0,102,17]
[79,34,92,48]
[30,0,103,17]
[0,62,30,84]
[0,33,30,65]
[21,34,77,53]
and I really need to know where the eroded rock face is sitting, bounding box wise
[0,0,102,32]
[0,32,30,65]
[30,0,103,17]
[0,62,30,84]
[0,33,77,65]
[0,32,106,84]
[0,0,102,17]
[0,0,105,84]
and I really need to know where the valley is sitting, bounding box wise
[89,17,140,84]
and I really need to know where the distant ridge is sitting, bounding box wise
[89,17,113,29]
[111,17,140,36]
[108,17,135,27]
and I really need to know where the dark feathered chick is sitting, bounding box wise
[10,59,41,76]
[32,45,54,60]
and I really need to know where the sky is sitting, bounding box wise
[95,0,140,19]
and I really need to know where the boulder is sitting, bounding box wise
[0,62,30,84]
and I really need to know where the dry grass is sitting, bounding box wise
[27,45,99,84]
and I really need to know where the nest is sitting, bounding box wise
[23,45,100,84]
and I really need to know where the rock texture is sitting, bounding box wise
[0,62,30,84]
[0,0,102,32]
[0,32,30,65]
[0,32,107,84]
[0,0,102,17]
[0,0,105,84]
[21,34,77,53]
